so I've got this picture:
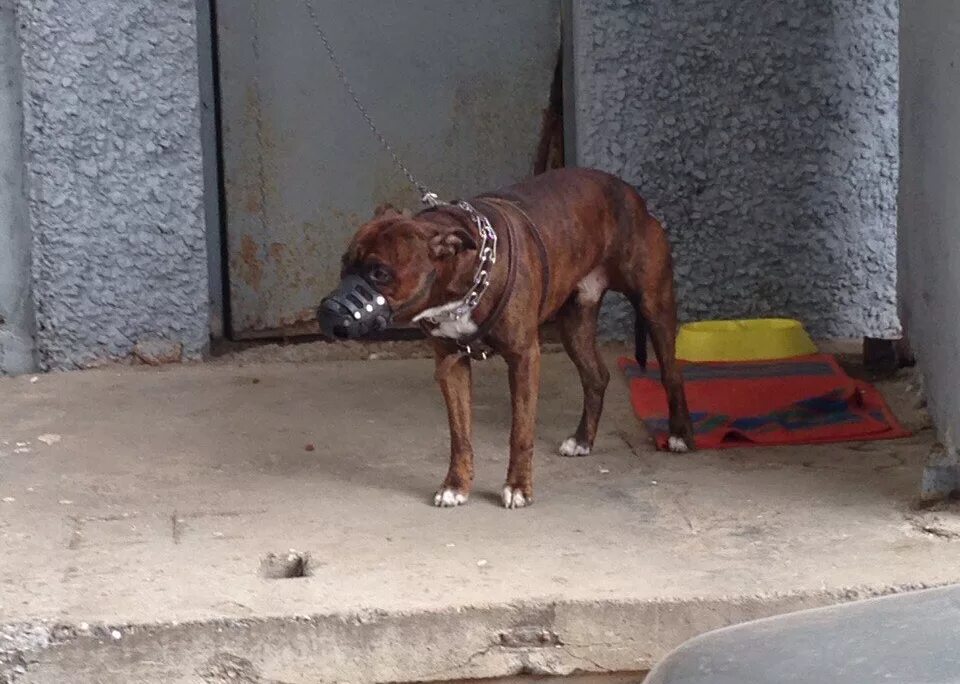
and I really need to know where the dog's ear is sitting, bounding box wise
[429,226,477,259]
[373,202,398,218]
[373,203,412,219]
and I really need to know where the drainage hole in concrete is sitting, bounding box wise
[260,550,309,579]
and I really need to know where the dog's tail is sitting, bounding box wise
[631,298,648,370]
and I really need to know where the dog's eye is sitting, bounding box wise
[367,264,393,286]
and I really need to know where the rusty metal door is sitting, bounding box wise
[216,0,561,338]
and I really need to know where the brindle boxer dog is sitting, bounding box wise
[323,168,694,509]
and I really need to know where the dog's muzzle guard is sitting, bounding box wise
[317,274,391,340]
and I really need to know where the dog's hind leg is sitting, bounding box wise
[623,217,695,452]
[556,271,610,458]
[630,296,649,370]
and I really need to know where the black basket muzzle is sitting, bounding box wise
[317,274,392,340]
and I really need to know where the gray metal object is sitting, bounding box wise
[900,0,960,503]
[216,0,560,338]
[197,0,226,340]
[560,0,578,168]
[646,585,960,684]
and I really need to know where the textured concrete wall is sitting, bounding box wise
[899,1,960,499]
[0,1,35,375]
[571,0,900,340]
[17,0,208,370]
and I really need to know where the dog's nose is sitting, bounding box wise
[317,275,392,340]
[316,297,354,340]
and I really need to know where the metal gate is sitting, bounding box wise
[216,0,561,338]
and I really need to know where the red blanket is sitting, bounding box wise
[619,354,910,450]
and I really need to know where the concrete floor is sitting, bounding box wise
[0,344,957,683]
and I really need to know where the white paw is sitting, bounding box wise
[501,486,530,509]
[434,488,468,507]
[558,437,591,457]
[668,435,690,453]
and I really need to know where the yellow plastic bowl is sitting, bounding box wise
[675,318,817,362]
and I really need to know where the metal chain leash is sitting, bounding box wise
[300,0,499,354]
[303,0,432,201]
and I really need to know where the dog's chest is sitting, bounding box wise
[413,302,479,340]
[429,316,478,339]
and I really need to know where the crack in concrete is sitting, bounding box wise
[66,516,82,551]
[556,645,614,674]
[418,642,501,680]
[915,521,960,540]
[171,511,182,545]
[906,502,960,540]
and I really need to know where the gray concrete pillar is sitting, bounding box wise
[0,0,36,375]
[16,0,209,370]
[900,0,960,501]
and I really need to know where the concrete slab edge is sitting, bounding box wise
[0,583,940,683]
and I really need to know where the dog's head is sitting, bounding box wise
[317,203,477,339]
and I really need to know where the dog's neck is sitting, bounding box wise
[412,202,505,341]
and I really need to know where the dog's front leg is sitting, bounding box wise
[433,343,474,507]
[502,343,541,509]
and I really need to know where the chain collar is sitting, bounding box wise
[419,194,498,326]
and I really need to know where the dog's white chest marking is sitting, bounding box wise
[413,301,479,340]
[576,268,607,304]
[431,315,478,339]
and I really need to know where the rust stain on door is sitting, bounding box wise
[238,235,264,292]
